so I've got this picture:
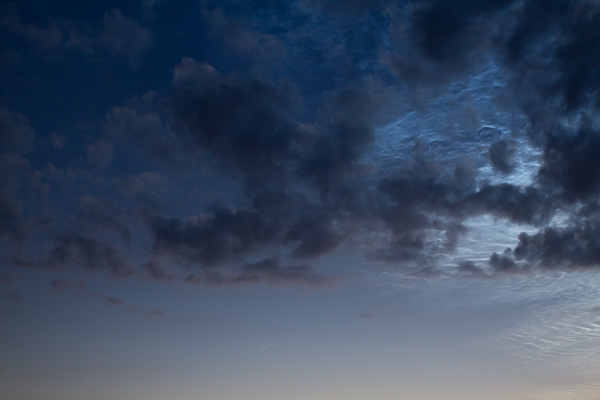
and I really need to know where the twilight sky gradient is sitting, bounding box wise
[2,1,600,399]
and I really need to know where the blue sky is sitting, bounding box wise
[2,1,600,399]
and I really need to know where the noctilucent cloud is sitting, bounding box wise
[2,1,600,399]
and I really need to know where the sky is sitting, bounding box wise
[2,0,600,399]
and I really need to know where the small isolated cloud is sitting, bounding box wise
[50,278,86,292]
[126,305,166,318]
[0,273,12,286]
[91,292,124,306]
[0,290,24,301]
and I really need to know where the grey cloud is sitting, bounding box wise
[460,184,554,225]
[489,249,520,273]
[386,0,513,86]
[0,273,12,286]
[0,4,151,61]
[539,125,600,200]
[0,107,35,154]
[101,9,153,60]
[91,292,124,306]
[169,58,303,188]
[144,308,166,318]
[7,0,600,289]
[168,59,379,190]
[0,155,32,241]
[77,196,132,246]
[86,139,115,170]
[239,257,326,285]
[300,0,387,19]
[285,215,341,259]
[0,290,24,301]
[488,140,515,174]
[457,261,488,277]
[301,88,377,191]
[0,192,22,241]
[185,257,327,286]
[514,220,600,269]
[374,160,476,259]
[142,260,173,282]
[202,7,286,62]
[151,208,281,268]
[45,231,135,278]
[0,3,64,50]
[102,92,189,167]
[50,278,86,292]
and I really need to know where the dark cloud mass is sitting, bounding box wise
[488,140,515,174]
[44,231,135,278]
[169,58,303,187]
[3,0,600,293]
